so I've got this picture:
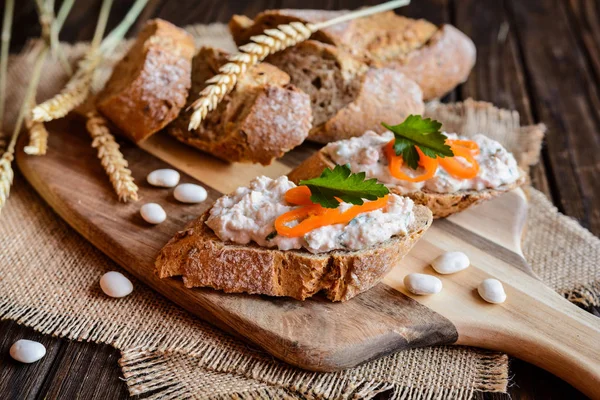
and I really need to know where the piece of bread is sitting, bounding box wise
[156,206,432,302]
[167,47,312,165]
[264,40,424,143]
[287,151,526,219]
[96,19,195,143]
[229,9,476,100]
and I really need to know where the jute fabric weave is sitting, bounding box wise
[1,23,598,399]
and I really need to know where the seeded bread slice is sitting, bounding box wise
[265,40,424,143]
[168,47,312,165]
[229,9,475,100]
[96,19,195,143]
[156,206,432,302]
[287,151,526,219]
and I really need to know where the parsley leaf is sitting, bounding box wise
[265,231,278,241]
[298,164,389,208]
[382,115,454,169]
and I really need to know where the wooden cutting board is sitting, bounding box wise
[16,117,600,399]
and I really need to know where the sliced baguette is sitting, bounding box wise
[229,9,475,100]
[168,47,312,165]
[287,151,526,219]
[156,206,432,302]
[96,19,195,143]
[264,40,424,143]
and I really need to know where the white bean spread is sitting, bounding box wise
[323,131,521,194]
[205,176,415,254]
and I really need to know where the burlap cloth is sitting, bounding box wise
[1,24,599,399]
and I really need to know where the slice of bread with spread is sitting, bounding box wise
[156,205,432,302]
[156,175,433,302]
[96,19,195,143]
[287,132,526,219]
[229,9,476,100]
[264,40,424,143]
[167,47,312,165]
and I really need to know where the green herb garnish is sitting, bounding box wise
[382,115,453,169]
[265,231,278,241]
[299,164,389,209]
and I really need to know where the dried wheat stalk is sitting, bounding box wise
[187,0,410,130]
[32,0,147,123]
[24,105,49,155]
[187,21,314,130]
[0,151,13,212]
[86,110,138,202]
[32,53,100,122]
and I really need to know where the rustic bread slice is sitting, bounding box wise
[287,151,526,219]
[156,206,432,302]
[168,47,312,165]
[96,19,195,143]
[229,9,475,100]
[264,40,424,143]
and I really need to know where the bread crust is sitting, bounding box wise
[168,47,312,165]
[96,19,195,142]
[387,25,476,101]
[156,207,432,302]
[287,150,525,219]
[229,10,475,100]
[310,67,424,143]
[265,40,424,144]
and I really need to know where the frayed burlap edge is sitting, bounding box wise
[118,348,509,400]
[563,282,600,309]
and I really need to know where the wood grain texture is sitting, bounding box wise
[15,116,600,398]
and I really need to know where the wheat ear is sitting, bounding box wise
[86,110,138,202]
[0,151,13,211]
[31,53,101,122]
[24,104,49,155]
[187,0,410,130]
[187,21,314,130]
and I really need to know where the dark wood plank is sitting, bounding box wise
[506,0,600,235]
[36,339,130,400]
[451,0,552,199]
[0,320,65,399]
[566,0,600,84]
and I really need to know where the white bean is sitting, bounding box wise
[10,339,46,363]
[174,183,207,203]
[403,273,443,295]
[147,169,180,188]
[478,278,506,304]
[431,251,470,274]
[140,203,166,224]
[100,271,133,298]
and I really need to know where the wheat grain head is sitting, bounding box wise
[23,114,49,155]
[187,21,315,130]
[86,111,138,202]
[0,151,14,213]
[32,53,100,123]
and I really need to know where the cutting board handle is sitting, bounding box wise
[457,283,600,399]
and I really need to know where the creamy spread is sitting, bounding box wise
[205,176,415,254]
[323,131,521,194]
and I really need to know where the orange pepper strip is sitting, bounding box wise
[285,185,313,205]
[439,143,480,179]
[447,139,480,155]
[384,140,439,182]
[275,195,390,238]
[274,204,326,237]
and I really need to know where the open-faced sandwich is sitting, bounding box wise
[156,167,432,301]
[288,115,526,218]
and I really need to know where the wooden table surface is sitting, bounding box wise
[1,0,599,399]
